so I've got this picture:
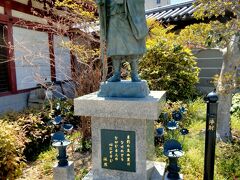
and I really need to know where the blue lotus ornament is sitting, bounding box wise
[164,139,184,179]
[172,111,182,121]
[179,107,186,113]
[156,127,164,137]
[167,120,178,130]
[52,131,71,167]
[52,131,65,142]
[180,128,189,135]
[56,103,61,110]
[53,115,63,125]
[63,124,73,132]
[163,139,184,158]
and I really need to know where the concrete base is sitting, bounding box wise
[53,161,74,180]
[0,92,28,113]
[74,91,166,120]
[83,161,166,180]
[74,91,166,180]
[97,80,150,98]
[150,162,166,180]
[90,117,154,180]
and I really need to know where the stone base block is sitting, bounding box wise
[74,91,167,180]
[150,161,166,180]
[53,161,74,180]
[74,91,166,120]
[97,80,150,98]
[83,161,166,180]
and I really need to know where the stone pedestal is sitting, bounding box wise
[98,80,150,98]
[74,91,166,180]
[53,161,74,180]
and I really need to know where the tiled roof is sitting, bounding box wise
[145,0,196,23]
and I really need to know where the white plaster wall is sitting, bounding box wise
[13,26,51,90]
[13,0,61,13]
[12,10,47,24]
[13,0,28,5]
[54,35,72,81]
[13,0,47,11]
[31,0,47,11]
[12,0,68,21]
[0,6,4,14]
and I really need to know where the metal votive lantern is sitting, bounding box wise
[164,139,184,179]
[52,131,71,167]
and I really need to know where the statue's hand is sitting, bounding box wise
[96,0,104,5]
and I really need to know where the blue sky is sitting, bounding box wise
[171,0,191,4]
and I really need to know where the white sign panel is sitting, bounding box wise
[53,35,72,81]
[13,26,51,90]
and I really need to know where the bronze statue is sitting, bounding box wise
[96,0,148,82]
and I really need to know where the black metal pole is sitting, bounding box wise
[204,91,218,180]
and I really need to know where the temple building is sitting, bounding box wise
[0,0,96,112]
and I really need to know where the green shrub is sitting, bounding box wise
[185,98,206,125]
[0,99,77,162]
[231,93,240,118]
[50,99,79,128]
[159,100,187,125]
[37,148,57,175]
[0,99,77,177]
[180,136,205,180]
[18,112,53,161]
[159,99,206,128]
[140,38,199,101]
[155,98,240,179]
[0,121,26,179]
[1,109,54,161]
[216,142,240,179]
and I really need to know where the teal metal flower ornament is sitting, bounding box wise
[55,102,61,116]
[180,128,189,135]
[172,111,182,121]
[63,124,73,132]
[156,127,164,137]
[163,139,184,179]
[179,107,186,113]
[167,120,178,130]
[51,100,73,167]
[163,139,184,158]
[52,131,65,142]
[52,115,63,125]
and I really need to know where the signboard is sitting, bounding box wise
[101,129,136,172]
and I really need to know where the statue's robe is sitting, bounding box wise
[104,0,148,56]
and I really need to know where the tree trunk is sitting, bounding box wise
[217,93,232,142]
[216,35,240,142]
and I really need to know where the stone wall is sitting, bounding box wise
[0,92,29,114]
[194,48,240,94]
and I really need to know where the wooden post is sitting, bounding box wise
[49,33,56,82]
[4,0,17,93]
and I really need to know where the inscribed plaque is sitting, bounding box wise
[101,129,136,172]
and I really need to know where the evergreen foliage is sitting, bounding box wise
[140,21,199,101]
[0,121,26,179]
